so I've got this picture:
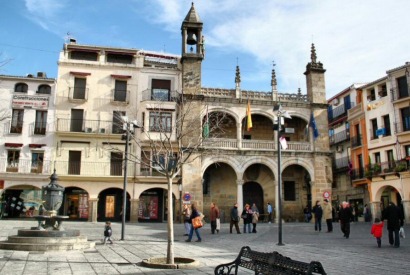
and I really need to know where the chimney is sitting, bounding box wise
[69,38,77,44]
[37,72,47,78]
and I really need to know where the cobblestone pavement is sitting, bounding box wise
[0,219,409,274]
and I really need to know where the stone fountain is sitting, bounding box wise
[0,170,95,251]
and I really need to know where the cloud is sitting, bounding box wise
[24,0,68,31]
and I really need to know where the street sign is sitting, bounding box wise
[323,191,330,199]
[183,192,191,201]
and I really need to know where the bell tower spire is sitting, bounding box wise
[235,64,241,98]
[181,2,204,95]
[271,61,278,101]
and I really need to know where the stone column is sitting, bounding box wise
[88,198,98,222]
[130,199,139,223]
[370,201,382,222]
[237,122,242,149]
[237,179,244,215]
[402,200,410,224]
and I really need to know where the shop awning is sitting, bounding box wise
[5,143,23,148]
[70,71,91,77]
[29,144,46,148]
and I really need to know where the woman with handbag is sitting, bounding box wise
[185,204,202,242]
[242,204,253,233]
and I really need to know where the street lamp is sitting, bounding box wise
[120,117,140,241]
[273,104,291,246]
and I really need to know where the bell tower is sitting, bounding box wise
[304,43,326,104]
[181,2,204,95]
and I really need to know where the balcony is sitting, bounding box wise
[202,138,312,152]
[141,89,181,102]
[350,167,365,180]
[391,87,410,102]
[111,89,130,105]
[333,156,349,170]
[29,122,48,136]
[394,122,410,135]
[329,130,350,145]
[0,158,52,174]
[56,118,122,134]
[364,160,409,179]
[3,121,23,134]
[350,135,362,148]
[328,102,355,123]
[68,86,88,102]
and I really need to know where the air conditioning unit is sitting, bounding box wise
[85,127,93,133]
[98,128,106,134]
[336,145,343,153]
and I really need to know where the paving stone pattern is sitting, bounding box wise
[0,220,409,274]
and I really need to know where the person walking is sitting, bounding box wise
[339,201,353,238]
[210,202,220,234]
[242,204,252,233]
[303,205,311,223]
[267,202,273,223]
[185,204,202,242]
[182,204,191,236]
[371,218,384,248]
[312,200,323,232]
[323,199,333,232]
[103,221,113,245]
[251,203,259,233]
[382,202,404,247]
[230,203,241,234]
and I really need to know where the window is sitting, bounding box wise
[387,150,394,170]
[7,150,20,172]
[405,145,410,168]
[374,152,381,164]
[10,109,24,134]
[112,111,125,134]
[371,119,377,139]
[68,151,81,175]
[31,152,44,173]
[151,79,171,101]
[378,84,387,97]
[367,89,376,101]
[110,152,123,176]
[113,80,127,102]
[70,109,84,132]
[107,53,133,64]
[383,115,391,136]
[397,76,409,99]
[37,84,51,94]
[73,77,86,99]
[34,110,47,135]
[358,154,364,178]
[284,181,296,201]
[70,50,98,61]
[149,112,172,132]
[14,83,28,93]
[401,107,410,132]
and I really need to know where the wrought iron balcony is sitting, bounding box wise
[68,86,88,102]
[329,129,350,145]
[350,167,365,180]
[350,135,362,148]
[3,121,23,134]
[391,87,410,102]
[29,122,48,136]
[0,158,53,174]
[56,118,123,134]
[333,156,349,170]
[141,89,181,102]
[111,89,130,104]
[328,102,355,123]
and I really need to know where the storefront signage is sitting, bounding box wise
[12,95,49,110]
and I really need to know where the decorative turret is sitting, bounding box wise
[304,43,326,104]
[235,65,241,98]
[271,62,278,101]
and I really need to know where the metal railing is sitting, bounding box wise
[111,89,130,104]
[3,121,23,134]
[350,135,362,148]
[68,86,89,101]
[29,122,49,136]
[56,118,122,134]
[391,87,410,102]
[141,89,181,102]
[329,129,350,145]
[0,158,53,174]
[329,102,355,122]
[334,157,349,170]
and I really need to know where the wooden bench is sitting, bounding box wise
[214,246,327,275]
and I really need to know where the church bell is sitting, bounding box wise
[186,31,197,45]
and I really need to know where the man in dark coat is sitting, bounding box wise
[383,202,404,247]
[339,201,353,238]
[229,203,241,234]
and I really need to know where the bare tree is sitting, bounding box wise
[109,92,227,264]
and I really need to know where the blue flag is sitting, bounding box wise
[309,112,319,140]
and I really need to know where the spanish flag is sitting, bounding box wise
[246,101,252,131]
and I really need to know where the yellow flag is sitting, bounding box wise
[246,101,252,131]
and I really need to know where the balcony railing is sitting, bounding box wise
[202,138,311,151]
[394,122,410,135]
[350,135,362,148]
[0,158,53,174]
[391,87,410,102]
[111,89,130,104]
[141,89,181,102]
[334,156,349,170]
[365,160,409,177]
[329,129,350,145]
[56,118,122,134]
[3,121,23,134]
[329,102,355,122]
[242,140,276,150]
[68,86,89,102]
[203,138,237,149]
[29,122,49,136]
[350,167,365,180]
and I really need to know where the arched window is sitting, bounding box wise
[14,83,28,93]
[37,84,51,94]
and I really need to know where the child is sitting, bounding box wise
[371,218,384,248]
[103,221,113,245]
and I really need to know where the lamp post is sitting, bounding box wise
[273,104,291,246]
[178,182,183,224]
[120,117,140,241]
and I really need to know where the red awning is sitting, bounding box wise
[70,71,91,77]
[29,144,46,148]
[5,143,23,148]
[111,74,132,79]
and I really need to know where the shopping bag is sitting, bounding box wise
[399,227,405,238]
[192,216,203,229]
[216,218,221,230]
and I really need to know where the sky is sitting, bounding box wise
[1,0,410,98]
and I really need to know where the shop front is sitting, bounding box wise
[63,187,89,220]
